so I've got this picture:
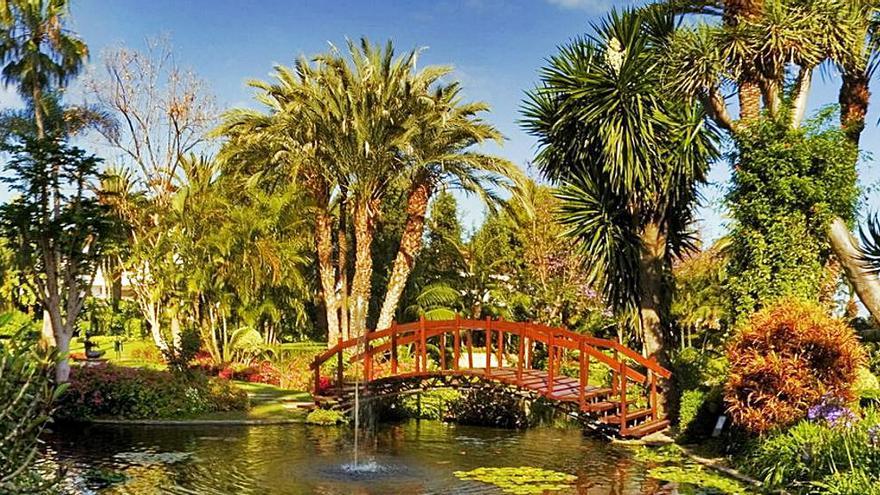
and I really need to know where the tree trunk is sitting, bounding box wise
[827,217,880,324]
[54,327,72,383]
[638,222,668,366]
[725,0,764,123]
[338,204,350,342]
[377,181,433,331]
[40,311,56,347]
[790,66,812,128]
[840,70,870,145]
[316,210,340,346]
[349,202,376,337]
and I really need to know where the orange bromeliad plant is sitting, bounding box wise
[725,299,865,434]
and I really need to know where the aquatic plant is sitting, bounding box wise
[634,445,752,494]
[305,408,346,426]
[454,466,576,494]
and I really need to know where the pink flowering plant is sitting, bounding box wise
[57,364,248,420]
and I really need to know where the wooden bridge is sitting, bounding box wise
[310,317,671,438]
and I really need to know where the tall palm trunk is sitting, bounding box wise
[827,217,880,323]
[638,222,668,365]
[826,69,880,323]
[725,0,764,123]
[377,180,433,331]
[338,204,350,341]
[316,210,340,346]
[840,70,870,146]
[349,202,376,337]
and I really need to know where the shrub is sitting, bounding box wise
[57,364,248,420]
[745,408,880,493]
[1,325,63,492]
[129,343,163,364]
[670,348,728,439]
[306,408,345,425]
[725,300,865,434]
[162,327,201,373]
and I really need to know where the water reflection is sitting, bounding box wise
[45,421,669,494]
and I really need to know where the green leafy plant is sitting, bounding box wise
[454,467,576,494]
[745,407,880,493]
[726,118,858,319]
[305,408,345,426]
[0,321,65,493]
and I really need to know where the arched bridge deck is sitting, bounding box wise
[310,317,671,438]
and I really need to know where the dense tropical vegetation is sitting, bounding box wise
[3,0,880,493]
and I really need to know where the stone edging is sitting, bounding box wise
[90,418,305,426]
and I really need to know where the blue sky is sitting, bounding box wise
[4,0,880,241]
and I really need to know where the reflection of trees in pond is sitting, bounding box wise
[304,423,345,456]
[104,465,174,495]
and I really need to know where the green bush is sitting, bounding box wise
[56,364,248,420]
[305,408,345,425]
[670,348,727,439]
[744,407,880,493]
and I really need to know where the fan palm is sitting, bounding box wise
[522,9,718,363]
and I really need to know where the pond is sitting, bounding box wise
[45,421,676,494]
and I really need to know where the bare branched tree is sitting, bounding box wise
[85,36,217,351]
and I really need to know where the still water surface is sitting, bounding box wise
[46,421,673,494]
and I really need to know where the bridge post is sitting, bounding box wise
[391,321,398,375]
[578,339,586,411]
[314,360,321,397]
[440,332,447,370]
[419,315,427,373]
[496,318,504,369]
[610,350,619,396]
[516,326,524,385]
[649,370,658,421]
[485,317,492,376]
[453,315,461,371]
[364,336,372,382]
[467,328,474,370]
[619,359,628,436]
[336,337,344,395]
[547,333,555,399]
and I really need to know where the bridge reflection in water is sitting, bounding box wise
[311,317,671,438]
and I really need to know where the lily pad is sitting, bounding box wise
[454,466,577,494]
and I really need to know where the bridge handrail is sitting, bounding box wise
[309,318,670,380]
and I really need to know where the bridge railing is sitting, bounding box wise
[310,316,670,434]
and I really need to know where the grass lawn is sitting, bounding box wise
[191,381,314,421]
[69,336,165,369]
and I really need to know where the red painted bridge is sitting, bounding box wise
[311,317,671,438]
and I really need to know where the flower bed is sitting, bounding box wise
[56,364,248,420]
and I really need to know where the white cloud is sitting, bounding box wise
[546,0,638,13]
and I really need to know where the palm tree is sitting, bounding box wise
[0,0,88,137]
[219,39,471,341]
[665,0,880,323]
[375,81,520,331]
[522,9,718,364]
